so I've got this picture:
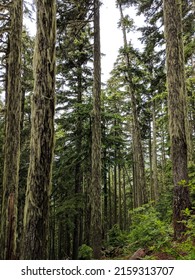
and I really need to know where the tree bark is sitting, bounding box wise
[22,0,56,259]
[91,0,102,259]
[163,0,191,239]
[0,0,23,260]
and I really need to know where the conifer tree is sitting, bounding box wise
[117,0,147,207]
[0,0,23,260]
[91,0,102,259]
[22,0,56,259]
[163,0,191,239]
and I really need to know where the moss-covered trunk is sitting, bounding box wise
[0,0,23,260]
[22,0,56,259]
[163,0,191,239]
[91,0,102,259]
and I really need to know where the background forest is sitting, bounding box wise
[0,0,195,260]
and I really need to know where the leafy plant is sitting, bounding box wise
[128,204,171,251]
[107,224,128,247]
[78,244,93,260]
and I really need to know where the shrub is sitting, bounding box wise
[128,204,171,251]
[78,244,93,260]
[107,224,128,247]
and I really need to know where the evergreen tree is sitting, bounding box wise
[0,0,23,260]
[163,0,191,239]
[22,0,56,259]
[91,0,102,259]
[117,0,147,206]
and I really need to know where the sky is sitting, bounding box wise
[100,0,123,82]
[100,0,144,82]
[24,0,144,83]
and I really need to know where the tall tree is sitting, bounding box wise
[22,0,56,259]
[0,0,23,260]
[117,0,147,207]
[163,0,191,239]
[91,0,102,259]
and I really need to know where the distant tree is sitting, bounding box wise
[117,0,147,207]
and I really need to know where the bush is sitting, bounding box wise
[108,224,128,247]
[128,204,171,251]
[78,244,93,260]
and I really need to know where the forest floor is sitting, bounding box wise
[101,241,194,260]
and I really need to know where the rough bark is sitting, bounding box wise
[163,0,191,239]
[22,0,56,259]
[91,0,102,259]
[0,0,23,260]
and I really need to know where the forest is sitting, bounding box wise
[0,0,195,260]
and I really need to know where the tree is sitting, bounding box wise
[0,0,23,260]
[163,0,191,239]
[117,0,147,207]
[52,0,94,259]
[22,0,56,259]
[91,0,102,259]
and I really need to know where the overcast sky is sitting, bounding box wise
[100,0,144,82]
[25,0,144,83]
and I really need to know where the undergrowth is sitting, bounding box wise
[105,202,195,260]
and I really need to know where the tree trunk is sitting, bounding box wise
[163,0,191,239]
[108,166,112,229]
[22,0,56,259]
[103,141,108,240]
[72,71,83,260]
[91,0,102,259]
[0,0,23,260]
[114,144,117,224]
[152,100,159,202]
[118,164,123,230]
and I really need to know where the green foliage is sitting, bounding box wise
[78,244,93,260]
[156,189,173,222]
[166,210,195,260]
[189,163,195,206]
[128,204,171,250]
[107,224,128,247]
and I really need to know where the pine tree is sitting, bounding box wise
[0,0,23,260]
[163,0,191,239]
[22,0,56,259]
[117,0,147,207]
[91,0,102,259]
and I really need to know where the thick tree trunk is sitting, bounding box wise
[22,0,56,259]
[0,0,23,260]
[163,0,191,239]
[91,0,102,259]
